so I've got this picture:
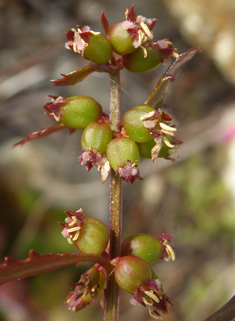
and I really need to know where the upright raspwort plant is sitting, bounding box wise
[0,6,200,321]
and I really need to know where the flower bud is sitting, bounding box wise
[106,137,140,183]
[123,40,175,73]
[60,209,109,255]
[44,96,102,129]
[123,104,156,143]
[121,233,162,265]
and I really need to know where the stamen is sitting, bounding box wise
[72,230,80,241]
[141,46,148,58]
[67,236,73,244]
[145,290,160,303]
[159,122,177,133]
[67,226,81,233]
[140,111,155,120]
[142,296,153,306]
[68,216,78,226]
[165,244,175,261]
[149,309,162,319]
[163,136,174,148]
[52,113,60,122]
[140,22,153,38]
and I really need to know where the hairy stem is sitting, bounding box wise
[104,70,122,321]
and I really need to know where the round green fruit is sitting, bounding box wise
[114,255,151,294]
[138,137,173,159]
[138,138,156,158]
[123,46,162,73]
[60,96,102,129]
[121,233,162,265]
[81,122,113,154]
[109,21,136,55]
[106,137,139,173]
[123,105,155,143]
[75,217,109,255]
[84,33,112,64]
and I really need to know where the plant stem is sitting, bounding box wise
[104,70,122,321]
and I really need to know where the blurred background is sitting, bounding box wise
[0,0,235,320]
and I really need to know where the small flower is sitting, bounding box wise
[131,278,172,319]
[109,5,157,56]
[65,265,106,312]
[157,234,175,261]
[114,255,172,319]
[116,160,141,184]
[60,209,85,245]
[122,5,156,49]
[141,107,182,162]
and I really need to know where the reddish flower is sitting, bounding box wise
[157,234,175,261]
[140,107,182,162]
[121,5,157,49]
[66,265,106,312]
[130,278,172,319]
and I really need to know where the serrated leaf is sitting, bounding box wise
[0,249,112,285]
[146,47,200,109]
[13,124,72,147]
[52,64,113,86]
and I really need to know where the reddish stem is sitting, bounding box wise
[104,70,122,321]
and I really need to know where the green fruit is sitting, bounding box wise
[123,105,155,143]
[123,46,162,73]
[121,233,162,265]
[76,217,109,255]
[60,96,102,129]
[138,139,156,158]
[138,137,175,159]
[84,33,112,64]
[106,137,139,172]
[114,255,151,294]
[109,21,136,55]
[81,122,113,154]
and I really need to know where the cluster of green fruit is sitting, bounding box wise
[44,94,177,183]
[12,6,181,318]
[65,7,175,72]
[60,209,174,316]
[42,6,177,183]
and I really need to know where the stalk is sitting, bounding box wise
[104,70,122,321]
